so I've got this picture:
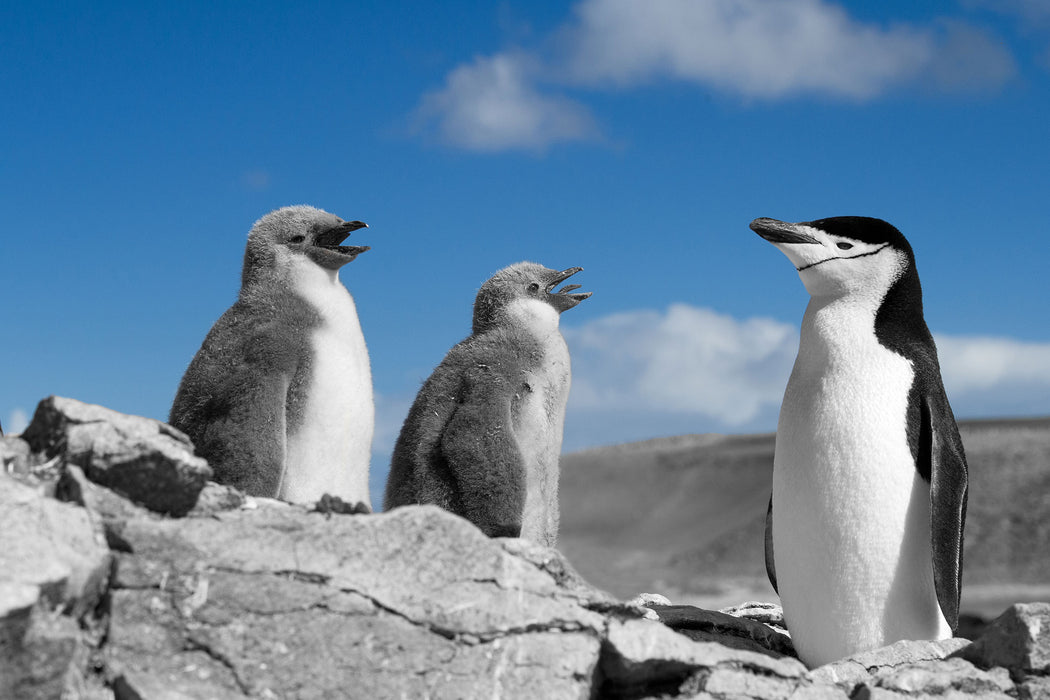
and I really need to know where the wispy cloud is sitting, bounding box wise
[412,52,599,153]
[558,0,933,99]
[560,305,1050,447]
[412,0,1016,152]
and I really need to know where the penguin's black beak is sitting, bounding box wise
[750,218,820,245]
[546,267,592,313]
[309,220,370,269]
[316,220,369,248]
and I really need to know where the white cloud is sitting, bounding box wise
[559,305,1050,446]
[934,334,1050,393]
[412,52,598,152]
[565,304,798,426]
[413,0,1016,151]
[5,408,29,435]
[560,0,933,99]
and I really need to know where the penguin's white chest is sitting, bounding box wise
[281,271,374,506]
[773,303,949,667]
[507,302,571,546]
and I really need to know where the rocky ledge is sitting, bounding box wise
[2,397,1048,699]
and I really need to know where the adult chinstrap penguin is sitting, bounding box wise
[750,215,968,668]
[170,205,376,509]
[384,262,591,546]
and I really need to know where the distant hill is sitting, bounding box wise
[558,417,1050,618]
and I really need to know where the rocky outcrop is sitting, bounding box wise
[21,396,211,516]
[3,396,1050,699]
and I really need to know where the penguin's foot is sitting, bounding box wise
[313,494,372,516]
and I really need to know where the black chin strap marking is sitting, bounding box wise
[796,243,891,272]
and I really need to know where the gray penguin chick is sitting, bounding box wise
[170,205,375,508]
[384,262,591,545]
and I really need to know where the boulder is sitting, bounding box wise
[21,396,211,516]
[808,638,971,688]
[0,472,112,700]
[957,603,1050,675]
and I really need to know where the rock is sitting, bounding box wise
[0,597,91,700]
[6,398,1050,699]
[957,603,1050,675]
[0,472,111,616]
[21,396,211,517]
[1019,676,1050,700]
[866,657,1014,697]
[808,638,971,687]
[722,600,788,630]
[649,603,796,659]
[0,472,112,700]
[601,617,807,697]
[0,434,34,474]
[628,592,673,608]
[187,481,246,517]
[102,505,605,698]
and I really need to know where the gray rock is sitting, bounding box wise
[957,603,1050,674]
[809,638,972,687]
[22,396,211,517]
[103,504,604,698]
[0,473,112,700]
[722,600,788,630]
[601,617,807,697]
[7,399,1050,699]
[0,598,90,700]
[0,472,111,616]
[1019,676,1050,700]
[187,481,246,517]
[868,657,1014,698]
[0,434,34,474]
[650,603,797,659]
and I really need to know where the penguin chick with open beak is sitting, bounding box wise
[385,262,591,546]
[171,205,375,510]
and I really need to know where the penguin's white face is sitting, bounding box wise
[750,218,908,300]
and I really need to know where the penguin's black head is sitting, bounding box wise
[244,205,370,282]
[472,262,592,334]
[750,216,915,299]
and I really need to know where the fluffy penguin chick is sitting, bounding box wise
[384,262,591,546]
[170,205,375,508]
[750,216,968,668]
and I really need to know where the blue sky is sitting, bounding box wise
[3,1,1049,506]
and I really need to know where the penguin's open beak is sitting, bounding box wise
[315,220,370,257]
[546,267,592,313]
[308,220,370,269]
[750,218,820,245]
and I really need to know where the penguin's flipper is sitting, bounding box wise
[764,494,778,594]
[921,391,969,633]
[439,366,526,539]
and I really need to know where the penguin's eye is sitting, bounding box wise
[528,283,541,293]
[836,241,854,250]
[289,235,306,244]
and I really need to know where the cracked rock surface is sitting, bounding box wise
[3,397,1050,699]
